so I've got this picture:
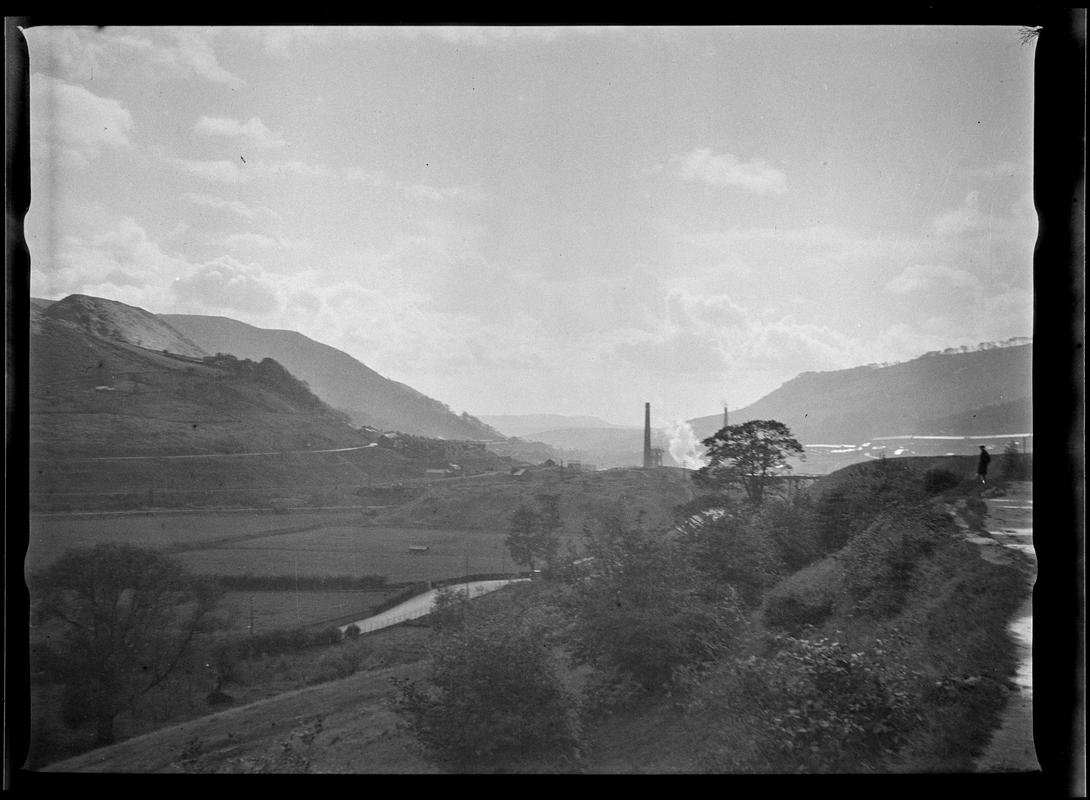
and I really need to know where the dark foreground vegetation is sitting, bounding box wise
[24,454,1032,773]
[392,456,1030,773]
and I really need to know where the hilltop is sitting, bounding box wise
[30,305,364,459]
[39,294,208,358]
[689,341,1032,445]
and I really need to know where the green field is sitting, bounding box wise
[26,509,527,584]
[220,590,394,632]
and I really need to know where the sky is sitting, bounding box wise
[22,25,1037,428]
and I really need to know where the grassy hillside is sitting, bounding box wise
[31,310,367,459]
[162,313,504,441]
[23,459,1032,775]
[690,343,1032,444]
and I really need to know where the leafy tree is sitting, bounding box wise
[565,515,746,691]
[505,496,562,574]
[393,623,582,771]
[676,506,785,607]
[696,419,805,505]
[31,544,221,745]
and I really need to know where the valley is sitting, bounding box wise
[20,292,1039,776]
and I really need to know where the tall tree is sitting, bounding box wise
[696,419,805,505]
[505,497,562,575]
[31,544,221,745]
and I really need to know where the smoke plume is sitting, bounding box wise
[668,420,707,469]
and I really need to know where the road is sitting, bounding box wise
[338,578,531,636]
[962,481,1039,773]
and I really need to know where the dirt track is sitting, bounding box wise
[965,481,1039,773]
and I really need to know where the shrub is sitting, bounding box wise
[393,624,582,771]
[840,508,952,617]
[709,635,922,772]
[751,495,823,572]
[307,649,361,685]
[762,557,846,633]
[923,468,962,495]
[566,515,747,691]
[677,506,785,607]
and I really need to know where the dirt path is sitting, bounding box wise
[961,481,1039,773]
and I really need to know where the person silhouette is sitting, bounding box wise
[976,445,991,485]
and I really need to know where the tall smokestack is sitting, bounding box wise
[723,404,729,430]
[644,402,652,468]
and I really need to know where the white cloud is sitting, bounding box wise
[193,115,286,149]
[884,264,981,295]
[155,28,245,89]
[672,148,788,195]
[30,75,134,168]
[172,257,281,314]
[180,192,283,223]
[26,27,244,89]
[933,190,991,236]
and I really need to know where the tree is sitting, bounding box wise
[565,515,746,691]
[696,419,805,505]
[393,623,582,771]
[31,544,221,745]
[505,496,562,574]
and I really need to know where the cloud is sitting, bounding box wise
[884,264,981,295]
[193,115,286,149]
[26,27,244,89]
[180,192,283,223]
[154,28,245,89]
[933,190,992,236]
[233,25,647,55]
[172,258,281,314]
[166,155,335,183]
[672,148,788,195]
[30,75,134,168]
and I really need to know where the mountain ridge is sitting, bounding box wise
[161,313,504,442]
[689,342,1032,445]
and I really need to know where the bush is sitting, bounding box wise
[751,495,823,572]
[707,635,922,772]
[762,558,846,633]
[393,624,582,771]
[840,509,952,617]
[677,506,785,607]
[923,468,962,495]
[307,649,361,684]
[566,516,747,691]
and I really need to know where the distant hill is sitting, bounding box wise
[689,342,1032,446]
[481,414,629,438]
[40,294,208,358]
[162,314,504,441]
[518,426,676,469]
[30,304,367,459]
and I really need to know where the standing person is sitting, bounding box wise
[977,445,992,485]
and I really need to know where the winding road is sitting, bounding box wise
[337,578,531,637]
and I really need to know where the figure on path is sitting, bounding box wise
[977,445,992,485]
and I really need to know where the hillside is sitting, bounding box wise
[690,342,1032,445]
[41,294,208,358]
[161,314,504,441]
[481,414,629,438]
[30,307,367,459]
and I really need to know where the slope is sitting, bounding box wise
[690,343,1032,444]
[30,308,368,459]
[162,314,504,441]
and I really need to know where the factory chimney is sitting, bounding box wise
[643,402,652,468]
[723,404,729,430]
